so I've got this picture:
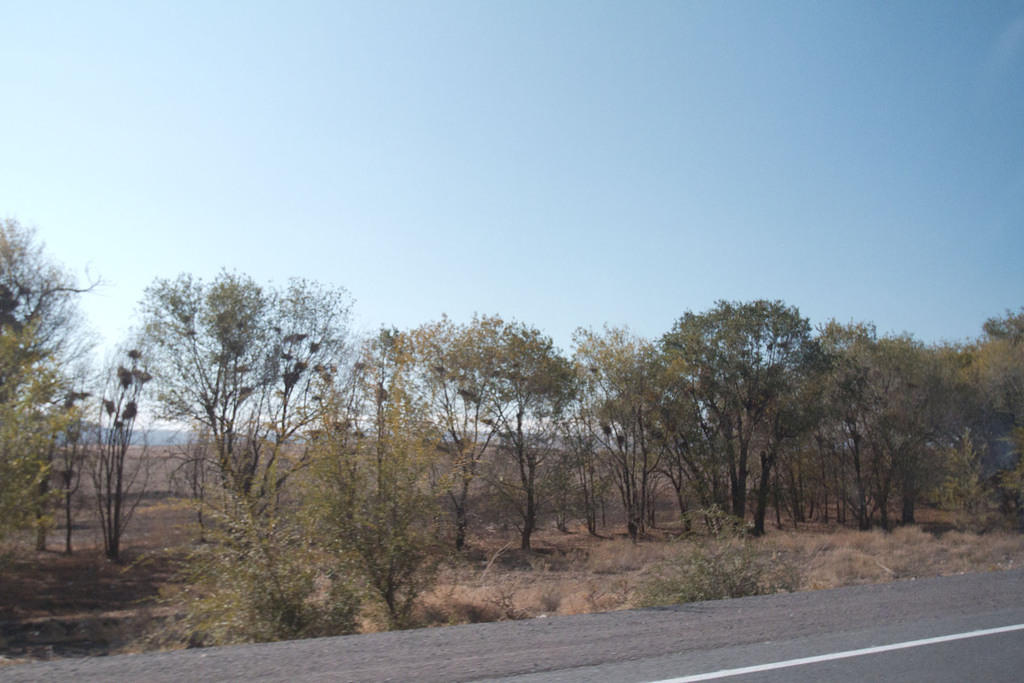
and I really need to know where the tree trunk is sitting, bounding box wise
[520,487,534,551]
[64,491,73,555]
[752,450,773,536]
[732,439,749,520]
[454,505,468,551]
[35,475,49,551]
[901,491,916,525]
[452,481,470,551]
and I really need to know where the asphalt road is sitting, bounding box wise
[4,569,1024,682]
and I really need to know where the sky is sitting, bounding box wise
[2,0,1023,357]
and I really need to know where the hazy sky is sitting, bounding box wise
[3,1,1022,355]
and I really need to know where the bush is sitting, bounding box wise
[639,509,798,606]
[178,505,361,646]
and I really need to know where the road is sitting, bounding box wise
[3,569,1023,682]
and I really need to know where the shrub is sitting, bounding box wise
[178,504,361,646]
[639,508,798,606]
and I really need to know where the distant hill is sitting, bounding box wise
[138,429,188,447]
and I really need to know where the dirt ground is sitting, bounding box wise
[0,494,195,661]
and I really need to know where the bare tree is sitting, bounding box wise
[55,383,91,554]
[141,273,351,514]
[89,349,151,561]
[169,428,215,541]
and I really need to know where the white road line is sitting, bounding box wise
[650,622,1024,682]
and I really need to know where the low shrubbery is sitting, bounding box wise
[639,508,799,607]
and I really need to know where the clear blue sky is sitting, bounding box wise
[3,1,1022,355]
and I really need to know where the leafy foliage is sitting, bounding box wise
[307,330,441,629]
[0,220,87,547]
[179,499,361,646]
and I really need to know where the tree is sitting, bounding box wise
[573,326,663,541]
[813,323,948,530]
[0,219,91,362]
[873,337,946,526]
[411,315,504,550]
[55,378,91,554]
[168,429,216,542]
[88,349,151,561]
[971,308,1024,526]
[751,344,822,535]
[656,351,727,522]
[141,272,352,512]
[487,322,573,551]
[558,400,611,536]
[663,300,814,522]
[815,321,877,528]
[0,326,60,542]
[310,329,440,628]
[0,220,91,546]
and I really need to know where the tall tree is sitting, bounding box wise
[663,300,814,522]
[412,315,504,550]
[817,321,881,529]
[972,308,1024,526]
[55,376,91,555]
[487,322,573,551]
[89,349,151,561]
[141,272,351,512]
[310,329,440,628]
[0,220,91,547]
[656,348,730,518]
[0,326,60,542]
[0,219,91,362]
[751,343,822,535]
[573,326,663,541]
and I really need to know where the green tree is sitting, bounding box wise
[815,323,946,529]
[310,329,441,628]
[973,308,1024,526]
[752,345,823,535]
[0,326,60,543]
[0,220,90,547]
[656,350,730,520]
[816,321,878,528]
[486,322,573,551]
[411,315,504,550]
[573,326,663,541]
[0,219,90,362]
[663,300,814,522]
[558,400,611,536]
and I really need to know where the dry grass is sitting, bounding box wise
[417,524,1024,627]
[791,526,1024,589]
[5,497,1024,662]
